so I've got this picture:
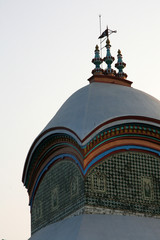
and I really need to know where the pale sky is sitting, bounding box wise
[0,0,160,239]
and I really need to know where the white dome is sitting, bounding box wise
[43,82,160,140]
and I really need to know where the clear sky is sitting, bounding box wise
[0,0,160,239]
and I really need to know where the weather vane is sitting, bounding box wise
[98,16,117,60]
[98,25,117,39]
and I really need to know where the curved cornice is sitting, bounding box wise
[23,120,160,202]
[22,116,160,185]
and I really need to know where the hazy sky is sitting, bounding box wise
[0,0,160,239]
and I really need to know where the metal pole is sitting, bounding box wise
[99,14,102,59]
[99,14,103,68]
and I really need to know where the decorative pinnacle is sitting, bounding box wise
[115,49,127,79]
[92,45,103,75]
[103,38,116,76]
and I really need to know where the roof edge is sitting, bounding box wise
[88,74,133,87]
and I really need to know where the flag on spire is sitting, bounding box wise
[99,26,117,39]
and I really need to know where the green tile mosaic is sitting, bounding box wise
[85,152,160,215]
[31,151,160,235]
[31,160,84,234]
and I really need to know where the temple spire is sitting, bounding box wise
[90,26,131,86]
[103,38,115,76]
[92,45,103,75]
[115,49,127,79]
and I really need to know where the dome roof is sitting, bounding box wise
[43,82,160,141]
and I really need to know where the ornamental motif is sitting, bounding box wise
[142,177,153,201]
[91,172,106,192]
[70,176,79,197]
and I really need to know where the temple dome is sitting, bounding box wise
[23,33,160,240]
[43,81,160,141]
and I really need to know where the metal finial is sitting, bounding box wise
[106,38,110,47]
[118,49,121,55]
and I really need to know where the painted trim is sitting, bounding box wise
[84,145,160,175]
[84,134,160,158]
